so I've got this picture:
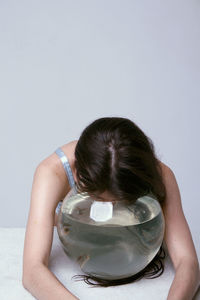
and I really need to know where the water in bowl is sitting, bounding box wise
[57,190,165,280]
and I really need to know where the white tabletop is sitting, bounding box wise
[0,227,199,300]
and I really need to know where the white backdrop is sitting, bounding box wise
[0,1,199,259]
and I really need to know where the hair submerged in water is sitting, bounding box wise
[72,116,167,287]
[72,242,166,287]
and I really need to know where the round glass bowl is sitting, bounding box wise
[57,186,165,280]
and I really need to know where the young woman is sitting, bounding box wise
[22,117,200,300]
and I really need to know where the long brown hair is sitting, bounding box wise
[72,117,167,287]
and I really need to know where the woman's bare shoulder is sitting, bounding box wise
[157,160,177,194]
[157,159,172,177]
[38,140,78,181]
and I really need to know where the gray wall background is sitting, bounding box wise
[0,0,199,255]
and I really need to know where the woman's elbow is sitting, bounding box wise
[22,273,30,290]
[22,263,39,289]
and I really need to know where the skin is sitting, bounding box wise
[22,140,200,300]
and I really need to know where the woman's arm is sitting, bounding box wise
[22,156,79,300]
[23,263,79,300]
[161,163,200,300]
[167,260,200,300]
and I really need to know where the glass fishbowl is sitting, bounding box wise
[56,186,165,280]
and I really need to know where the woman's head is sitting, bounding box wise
[74,116,166,207]
[72,116,167,287]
